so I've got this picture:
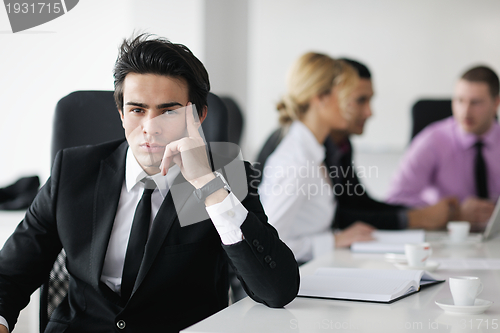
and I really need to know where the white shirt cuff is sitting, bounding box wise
[0,316,9,332]
[206,192,248,245]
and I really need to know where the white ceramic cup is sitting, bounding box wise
[404,242,432,267]
[449,276,483,306]
[447,221,471,243]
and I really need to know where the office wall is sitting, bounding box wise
[0,0,204,186]
[245,0,500,163]
[0,0,499,195]
[204,0,249,113]
[128,0,205,60]
[0,0,127,186]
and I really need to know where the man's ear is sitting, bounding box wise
[198,105,208,124]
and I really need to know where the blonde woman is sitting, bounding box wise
[259,52,374,264]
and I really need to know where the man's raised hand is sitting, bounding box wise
[160,103,214,188]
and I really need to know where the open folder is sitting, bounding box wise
[298,267,444,303]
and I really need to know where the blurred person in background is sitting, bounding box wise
[387,65,500,231]
[259,52,374,264]
[326,58,458,231]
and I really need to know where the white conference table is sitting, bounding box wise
[182,232,500,333]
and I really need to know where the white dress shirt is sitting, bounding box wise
[259,121,336,263]
[100,147,248,293]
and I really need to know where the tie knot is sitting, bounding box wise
[475,141,484,149]
[142,178,157,191]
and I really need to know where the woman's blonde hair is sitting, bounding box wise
[277,52,359,125]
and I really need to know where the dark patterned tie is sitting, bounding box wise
[474,141,489,199]
[121,179,156,301]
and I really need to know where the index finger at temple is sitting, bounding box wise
[186,102,201,138]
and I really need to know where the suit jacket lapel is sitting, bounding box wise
[90,141,127,291]
[132,173,194,296]
[87,144,196,300]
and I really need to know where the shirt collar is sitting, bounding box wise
[454,118,500,150]
[125,147,181,198]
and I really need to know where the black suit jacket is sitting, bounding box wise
[324,137,407,230]
[0,140,299,333]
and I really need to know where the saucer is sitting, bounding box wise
[394,260,440,272]
[435,298,493,315]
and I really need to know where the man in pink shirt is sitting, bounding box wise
[387,66,500,230]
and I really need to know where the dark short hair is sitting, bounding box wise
[461,66,499,98]
[339,58,371,79]
[113,33,210,117]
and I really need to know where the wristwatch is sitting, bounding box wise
[194,171,231,203]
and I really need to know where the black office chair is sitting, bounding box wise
[410,99,452,141]
[253,127,288,184]
[203,93,230,143]
[50,91,125,164]
[220,96,244,145]
[40,90,233,332]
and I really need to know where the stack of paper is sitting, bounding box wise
[350,230,425,253]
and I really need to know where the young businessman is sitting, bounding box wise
[386,65,500,230]
[326,58,458,230]
[0,34,299,333]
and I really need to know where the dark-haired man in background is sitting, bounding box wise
[326,58,458,231]
[387,65,500,230]
[0,34,299,333]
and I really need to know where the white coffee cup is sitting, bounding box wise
[404,242,432,267]
[447,221,471,243]
[449,276,483,306]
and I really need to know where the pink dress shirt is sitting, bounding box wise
[386,117,500,207]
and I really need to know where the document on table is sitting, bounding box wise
[433,258,500,270]
[350,230,425,253]
[298,267,443,303]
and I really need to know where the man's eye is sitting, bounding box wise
[131,108,143,113]
[163,110,177,115]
